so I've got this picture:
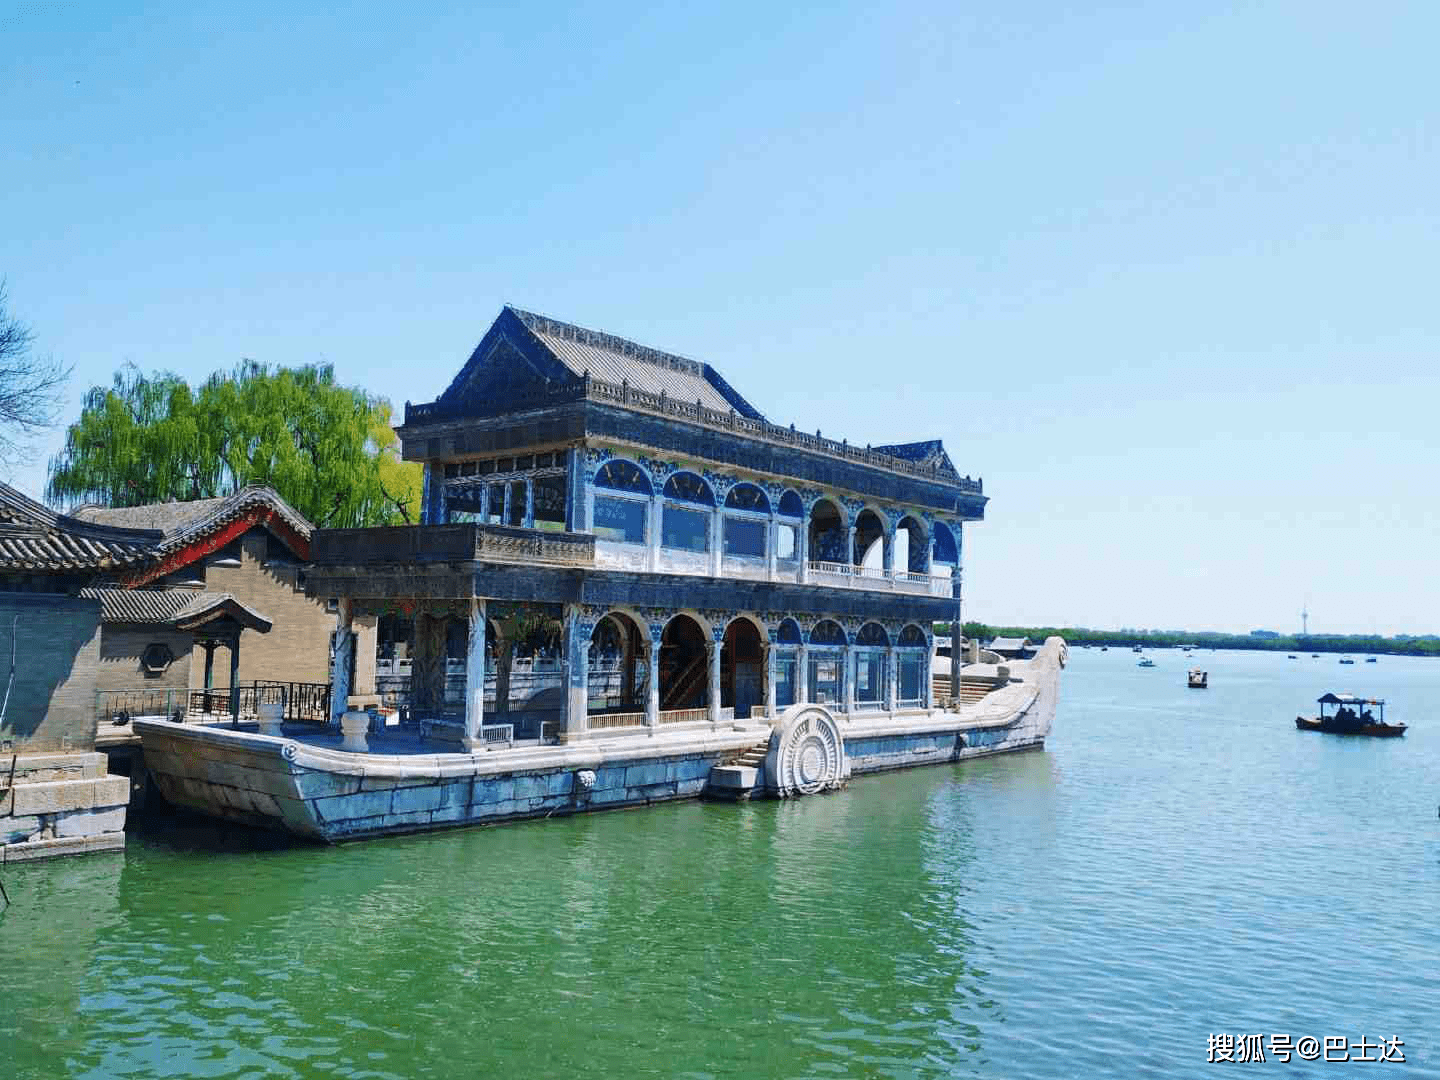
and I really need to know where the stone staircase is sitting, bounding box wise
[932,674,1005,707]
[706,734,773,800]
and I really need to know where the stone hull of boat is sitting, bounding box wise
[135,638,1067,842]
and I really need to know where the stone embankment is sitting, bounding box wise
[1,752,130,863]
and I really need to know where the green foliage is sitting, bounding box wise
[938,620,1440,658]
[47,361,421,527]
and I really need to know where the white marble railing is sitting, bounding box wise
[592,543,950,595]
[809,562,950,596]
[481,723,514,746]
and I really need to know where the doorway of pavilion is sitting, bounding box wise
[720,618,764,720]
[587,613,648,728]
[658,614,708,713]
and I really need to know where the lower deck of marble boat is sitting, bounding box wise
[134,639,1066,842]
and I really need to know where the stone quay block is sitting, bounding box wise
[2,815,43,845]
[708,765,759,791]
[3,834,105,863]
[11,775,129,816]
[56,806,128,838]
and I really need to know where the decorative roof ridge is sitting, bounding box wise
[154,485,313,551]
[508,306,711,380]
[0,482,163,545]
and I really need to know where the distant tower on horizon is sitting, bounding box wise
[1301,603,1309,636]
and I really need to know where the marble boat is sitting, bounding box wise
[134,638,1065,841]
[135,306,1067,840]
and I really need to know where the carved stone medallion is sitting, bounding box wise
[765,704,849,797]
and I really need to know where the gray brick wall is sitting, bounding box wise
[0,594,101,753]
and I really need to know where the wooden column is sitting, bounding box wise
[229,633,242,727]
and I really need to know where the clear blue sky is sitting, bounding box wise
[4,2,1437,635]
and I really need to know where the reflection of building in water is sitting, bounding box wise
[311,306,986,745]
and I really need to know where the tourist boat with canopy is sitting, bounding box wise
[1295,693,1406,737]
[1187,668,1207,688]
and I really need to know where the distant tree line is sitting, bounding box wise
[935,622,1440,658]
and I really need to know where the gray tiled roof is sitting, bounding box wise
[80,586,213,624]
[71,486,313,550]
[79,586,272,631]
[511,308,760,417]
[0,484,160,572]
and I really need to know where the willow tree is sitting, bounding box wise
[47,361,421,527]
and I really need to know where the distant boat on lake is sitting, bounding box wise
[1187,669,1208,688]
[1296,693,1406,738]
[1339,657,1355,665]
[1366,657,1377,663]
[1138,658,1156,668]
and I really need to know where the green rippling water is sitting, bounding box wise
[3,649,1438,1078]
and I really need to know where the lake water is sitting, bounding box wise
[3,648,1438,1078]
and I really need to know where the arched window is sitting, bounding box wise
[856,622,889,646]
[896,515,928,574]
[774,618,801,708]
[806,619,845,705]
[808,499,845,563]
[724,483,770,513]
[854,509,885,570]
[663,472,713,505]
[663,472,713,552]
[896,624,927,704]
[853,622,889,709]
[722,483,768,558]
[594,460,651,494]
[778,490,804,517]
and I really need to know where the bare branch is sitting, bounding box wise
[0,280,71,466]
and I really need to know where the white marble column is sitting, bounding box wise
[796,643,809,703]
[844,645,856,713]
[922,639,932,710]
[648,494,663,572]
[766,514,778,581]
[710,510,723,576]
[330,597,353,724]
[707,635,722,724]
[885,646,897,712]
[502,483,513,526]
[764,640,777,718]
[645,624,662,729]
[523,478,535,528]
[848,524,857,568]
[462,597,487,749]
[798,520,809,583]
[563,604,589,742]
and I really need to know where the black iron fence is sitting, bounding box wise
[183,680,333,725]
